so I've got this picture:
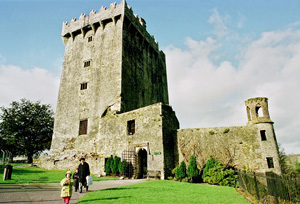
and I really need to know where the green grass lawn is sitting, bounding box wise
[77,180,251,204]
[0,166,117,184]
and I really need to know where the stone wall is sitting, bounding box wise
[121,10,168,113]
[40,103,179,179]
[177,123,282,175]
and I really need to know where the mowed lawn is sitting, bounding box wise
[77,180,251,204]
[0,165,117,184]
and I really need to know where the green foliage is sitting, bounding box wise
[187,156,199,182]
[105,155,113,175]
[209,130,214,135]
[119,160,133,178]
[175,161,187,180]
[223,128,230,133]
[112,156,121,175]
[278,144,297,176]
[0,99,54,163]
[295,162,300,174]
[203,157,238,187]
[202,155,215,179]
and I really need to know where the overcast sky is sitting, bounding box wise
[0,0,300,154]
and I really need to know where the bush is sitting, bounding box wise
[223,128,230,133]
[175,161,187,181]
[112,156,121,175]
[203,157,238,187]
[187,156,199,182]
[119,160,133,178]
[202,155,215,179]
[105,155,114,175]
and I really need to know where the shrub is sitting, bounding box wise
[105,155,114,175]
[223,128,230,133]
[203,157,238,187]
[187,156,199,182]
[167,176,173,180]
[175,161,187,181]
[120,160,128,177]
[209,130,214,135]
[112,156,121,175]
[202,155,215,179]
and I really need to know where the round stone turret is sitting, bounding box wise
[245,97,273,124]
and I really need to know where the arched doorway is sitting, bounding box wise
[137,148,147,178]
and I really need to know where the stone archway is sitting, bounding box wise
[137,148,147,179]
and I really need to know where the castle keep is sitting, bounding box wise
[39,1,281,178]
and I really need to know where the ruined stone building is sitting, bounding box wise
[39,1,282,178]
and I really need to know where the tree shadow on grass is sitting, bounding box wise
[101,187,140,191]
[77,196,131,203]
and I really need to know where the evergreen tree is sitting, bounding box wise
[175,161,187,180]
[105,155,113,175]
[202,155,215,179]
[188,156,199,182]
[112,156,121,175]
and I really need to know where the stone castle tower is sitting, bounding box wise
[40,1,281,178]
[51,1,168,153]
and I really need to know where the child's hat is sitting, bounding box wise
[66,170,72,175]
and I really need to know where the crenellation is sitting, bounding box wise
[61,0,125,37]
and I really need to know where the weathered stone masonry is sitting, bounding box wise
[39,1,281,178]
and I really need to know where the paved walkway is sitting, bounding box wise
[0,179,146,204]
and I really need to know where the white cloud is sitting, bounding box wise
[208,8,229,38]
[0,65,60,110]
[165,27,300,155]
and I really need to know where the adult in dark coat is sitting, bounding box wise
[78,158,90,193]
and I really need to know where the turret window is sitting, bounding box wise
[266,157,274,168]
[256,106,263,117]
[260,130,267,141]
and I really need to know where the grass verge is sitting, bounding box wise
[0,166,117,184]
[77,180,251,204]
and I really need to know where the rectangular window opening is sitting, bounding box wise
[267,157,274,168]
[260,130,267,141]
[84,61,91,67]
[88,36,93,42]
[79,119,88,135]
[127,120,135,135]
[80,83,88,90]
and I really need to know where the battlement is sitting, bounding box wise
[245,97,268,105]
[61,0,159,51]
[245,97,273,124]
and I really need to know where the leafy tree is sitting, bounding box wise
[187,156,199,182]
[0,99,54,163]
[278,144,296,176]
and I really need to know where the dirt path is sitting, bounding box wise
[0,179,146,204]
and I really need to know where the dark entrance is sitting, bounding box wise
[137,149,147,178]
